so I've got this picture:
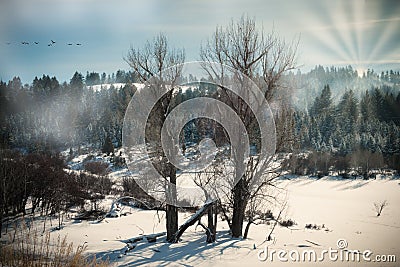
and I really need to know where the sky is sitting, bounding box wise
[0,0,399,84]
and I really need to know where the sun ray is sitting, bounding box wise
[300,0,400,72]
[331,1,358,62]
[367,17,400,63]
[300,1,352,64]
[352,0,365,64]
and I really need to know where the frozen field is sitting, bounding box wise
[37,175,400,266]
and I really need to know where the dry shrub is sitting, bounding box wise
[0,222,109,267]
[374,200,388,217]
[84,161,110,176]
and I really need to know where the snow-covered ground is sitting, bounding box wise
[86,83,193,92]
[87,83,145,91]
[18,175,397,266]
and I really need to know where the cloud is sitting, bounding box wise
[1,0,399,82]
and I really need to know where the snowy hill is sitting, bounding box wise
[87,83,145,91]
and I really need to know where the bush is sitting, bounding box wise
[374,200,388,216]
[279,219,295,227]
[84,161,110,176]
[75,210,107,220]
[305,223,325,230]
[259,210,274,221]
[112,152,126,168]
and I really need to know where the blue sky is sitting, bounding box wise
[1,0,399,83]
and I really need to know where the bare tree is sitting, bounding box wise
[200,15,298,238]
[125,33,185,242]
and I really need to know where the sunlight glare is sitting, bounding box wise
[301,0,400,71]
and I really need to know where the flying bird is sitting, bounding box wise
[67,43,73,45]
[34,42,39,44]
[76,43,82,46]
[51,40,56,44]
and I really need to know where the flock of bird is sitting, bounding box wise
[4,40,82,46]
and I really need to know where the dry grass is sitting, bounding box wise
[0,222,109,267]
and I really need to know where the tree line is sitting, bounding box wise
[0,72,137,152]
[286,84,400,177]
[291,65,400,109]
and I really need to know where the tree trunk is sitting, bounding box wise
[207,202,217,243]
[166,204,178,242]
[166,164,178,242]
[243,220,252,239]
[231,179,247,238]
[0,210,3,232]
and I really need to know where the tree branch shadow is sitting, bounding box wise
[93,230,244,266]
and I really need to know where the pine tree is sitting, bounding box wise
[309,85,334,149]
[360,90,375,121]
[69,72,84,97]
[337,89,358,136]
